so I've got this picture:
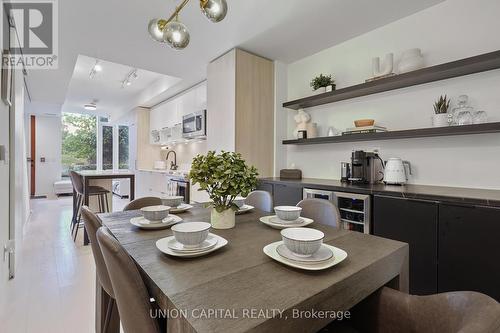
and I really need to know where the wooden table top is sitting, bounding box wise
[99,206,409,333]
[76,170,135,178]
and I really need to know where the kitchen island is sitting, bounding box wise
[73,170,135,245]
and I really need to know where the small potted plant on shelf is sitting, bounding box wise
[189,151,258,229]
[310,74,335,94]
[432,95,451,127]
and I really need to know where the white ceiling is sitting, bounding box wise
[25,0,445,118]
[62,55,180,119]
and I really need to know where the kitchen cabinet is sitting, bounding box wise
[438,204,500,301]
[149,82,207,144]
[207,49,274,177]
[273,183,303,207]
[135,170,169,198]
[373,195,438,295]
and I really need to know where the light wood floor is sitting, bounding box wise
[1,195,128,333]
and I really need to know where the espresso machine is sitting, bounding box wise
[348,150,384,184]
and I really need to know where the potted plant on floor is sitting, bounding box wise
[310,74,335,94]
[189,151,258,229]
[432,95,451,127]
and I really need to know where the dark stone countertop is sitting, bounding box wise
[259,177,500,208]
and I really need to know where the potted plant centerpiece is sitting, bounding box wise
[433,95,451,127]
[310,74,335,94]
[189,151,258,229]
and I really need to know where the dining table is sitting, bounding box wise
[97,205,409,333]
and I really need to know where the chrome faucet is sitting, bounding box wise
[166,150,178,170]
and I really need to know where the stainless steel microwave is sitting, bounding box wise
[182,110,206,138]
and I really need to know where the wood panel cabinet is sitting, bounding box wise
[373,195,438,295]
[438,204,500,301]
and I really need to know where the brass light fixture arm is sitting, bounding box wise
[158,0,208,30]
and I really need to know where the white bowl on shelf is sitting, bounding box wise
[281,227,324,257]
[274,206,302,221]
[171,222,211,248]
[140,205,171,222]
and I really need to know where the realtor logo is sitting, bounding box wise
[2,0,58,69]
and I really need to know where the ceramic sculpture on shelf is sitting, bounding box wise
[294,109,311,138]
[372,53,394,77]
[398,48,425,73]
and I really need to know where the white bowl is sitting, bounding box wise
[233,196,246,208]
[274,206,302,221]
[140,205,171,222]
[161,196,184,207]
[171,222,211,248]
[281,227,324,257]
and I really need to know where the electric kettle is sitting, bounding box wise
[383,158,411,185]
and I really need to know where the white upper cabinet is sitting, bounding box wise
[149,81,207,144]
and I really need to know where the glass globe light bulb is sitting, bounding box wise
[164,20,190,50]
[148,18,166,42]
[200,0,228,23]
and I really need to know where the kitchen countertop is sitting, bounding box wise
[260,177,500,208]
[137,168,189,177]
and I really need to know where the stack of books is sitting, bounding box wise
[342,125,388,135]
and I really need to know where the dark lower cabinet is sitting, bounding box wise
[256,181,273,195]
[273,183,303,207]
[438,204,500,301]
[373,195,438,295]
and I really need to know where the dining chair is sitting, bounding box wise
[296,198,341,227]
[97,227,162,333]
[123,197,162,211]
[80,206,117,333]
[69,171,111,242]
[245,190,273,212]
[349,287,500,333]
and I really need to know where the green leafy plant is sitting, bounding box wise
[189,151,259,213]
[310,74,335,91]
[433,95,451,114]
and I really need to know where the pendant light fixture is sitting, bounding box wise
[148,0,228,50]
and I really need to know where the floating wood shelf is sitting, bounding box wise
[282,122,500,145]
[283,50,500,110]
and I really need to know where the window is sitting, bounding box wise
[61,112,97,176]
[118,126,129,169]
[101,125,113,170]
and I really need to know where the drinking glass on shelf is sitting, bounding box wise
[472,110,488,124]
[457,110,473,125]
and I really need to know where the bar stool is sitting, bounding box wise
[69,171,110,242]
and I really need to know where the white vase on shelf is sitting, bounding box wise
[398,48,424,73]
[432,113,451,127]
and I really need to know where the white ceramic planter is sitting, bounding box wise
[211,208,236,229]
[313,87,326,94]
[432,113,450,127]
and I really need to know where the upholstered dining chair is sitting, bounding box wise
[123,197,162,211]
[81,206,118,333]
[245,190,273,212]
[296,198,341,227]
[69,170,110,242]
[350,287,500,333]
[97,226,162,333]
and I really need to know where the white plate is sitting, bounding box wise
[156,233,228,258]
[270,216,304,224]
[167,235,218,252]
[259,215,314,229]
[276,243,333,264]
[263,241,347,271]
[130,215,182,230]
[169,204,194,214]
[236,204,254,215]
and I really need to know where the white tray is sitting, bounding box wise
[130,215,182,230]
[236,204,254,215]
[263,241,347,271]
[156,233,228,258]
[259,215,314,229]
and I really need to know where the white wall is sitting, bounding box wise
[283,0,500,189]
[33,115,62,196]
